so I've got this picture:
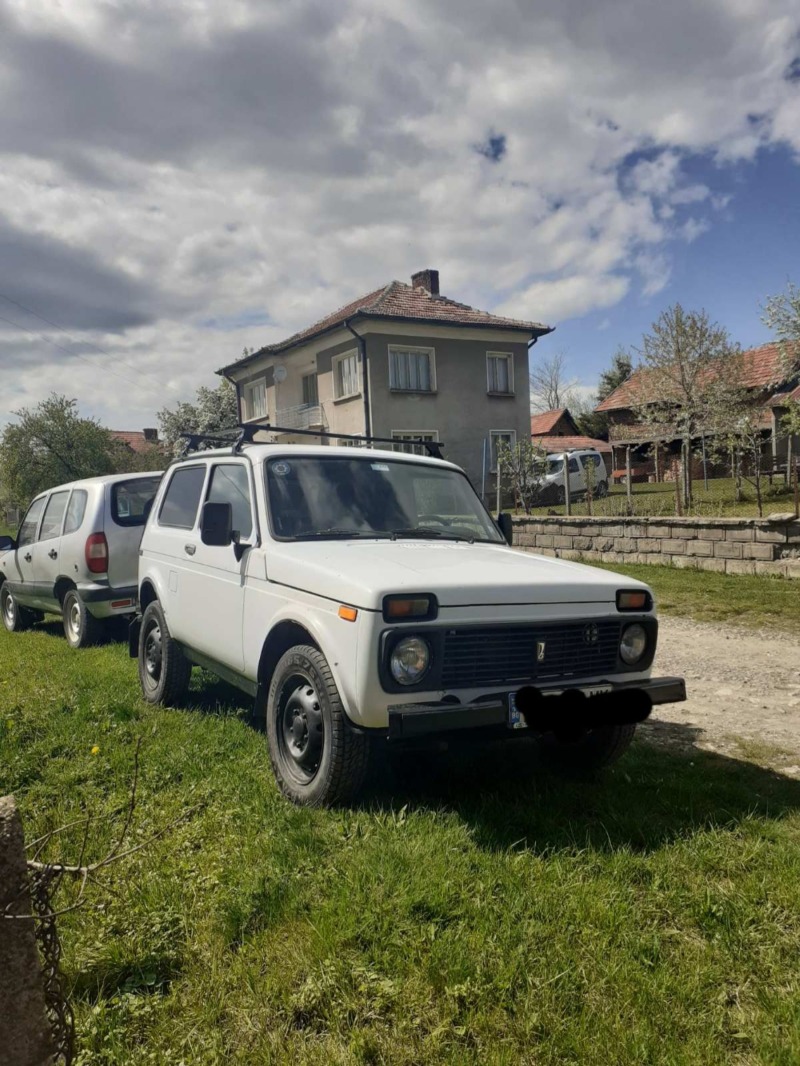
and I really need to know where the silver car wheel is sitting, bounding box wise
[67,599,81,641]
[2,589,16,628]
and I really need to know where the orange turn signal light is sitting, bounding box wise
[616,590,651,611]
[338,605,358,622]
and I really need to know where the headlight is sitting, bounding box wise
[390,636,431,685]
[620,623,647,665]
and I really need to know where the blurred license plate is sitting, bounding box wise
[507,685,613,728]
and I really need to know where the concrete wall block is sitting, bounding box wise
[725,527,755,542]
[742,542,778,561]
[535,534,554,548]
[714,541,743,559]
[613,538,637,553]
[755,527,788,543]
[686,540,714,557]
[552,535,574,549]
[572,536,594,551]
[661,539,687,554]
[515,533,537,547]
[698,527,726,541]
[671,525,699,539]
[645,553,669,567]
[671,555,699,569]
[637,538,662,553]
[697,558,726,573]
[600,551,624,564]
[594,537,614,552]
[783,560,800,579]
[648,525,672,538]
[784,523,800,544]
[725,559,756,575]
[560,549,583,561]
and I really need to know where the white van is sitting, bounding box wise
[0,471,162,647]
[540,450,609,505]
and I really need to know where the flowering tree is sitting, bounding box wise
[497,440,550,513]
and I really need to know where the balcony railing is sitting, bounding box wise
[274,403,326,431]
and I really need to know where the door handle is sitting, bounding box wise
[48,549,58,560]
[24,552,32,562]
[184,544,196,556]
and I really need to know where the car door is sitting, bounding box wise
[5,495,48,608]
[34,489,71,609]
[567,456,582,497]
[177,459,256,672]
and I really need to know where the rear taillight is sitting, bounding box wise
[85,532,108,574]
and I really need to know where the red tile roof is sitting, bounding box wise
[533,434,612,454]
[110,430,159,454]
[220,277,552,373]
[595,341,800,413]
[530,408,571,435]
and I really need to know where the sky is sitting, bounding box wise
[0,0,799,431]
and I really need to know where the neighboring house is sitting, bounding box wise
[594,341,800,479]
[530,407,612,456]
[110,428,161,454]
[218,269,552,492]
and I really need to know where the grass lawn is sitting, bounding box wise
[588,560,800,631]
[3,601,800,1064]
[530,476,798,518]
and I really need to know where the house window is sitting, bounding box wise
[302,372,318,407]
[337,438,362,448]
[391,430,439,456]
[487,352,514,394]
[243,379,267,421]
[389,346,435,392]
[333,351,360,400]
[490,430,516,472]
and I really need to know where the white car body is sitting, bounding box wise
[136,443,682,731]
[541,449,609,502]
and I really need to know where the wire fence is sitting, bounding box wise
[507,451,800,520]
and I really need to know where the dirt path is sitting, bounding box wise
[643,617,800,774]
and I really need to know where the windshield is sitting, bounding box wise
[265,456,504,543]
[546,458,564,476]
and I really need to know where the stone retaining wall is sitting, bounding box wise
[511,515,800,578]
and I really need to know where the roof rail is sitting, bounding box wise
[179,424,444,459]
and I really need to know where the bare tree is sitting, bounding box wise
[529,350,581,413]
[634,305,741,508]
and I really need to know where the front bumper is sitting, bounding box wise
[387,675,686,740]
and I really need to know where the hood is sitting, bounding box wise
[266,540,648,610]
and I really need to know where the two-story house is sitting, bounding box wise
[218,269,552,493]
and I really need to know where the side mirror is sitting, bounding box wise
[0,535,16,553]
[497,512,513,546]
[200,501,233,547]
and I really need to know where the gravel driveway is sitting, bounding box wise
[643,617,800,773]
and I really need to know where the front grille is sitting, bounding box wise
[440,622,621,688]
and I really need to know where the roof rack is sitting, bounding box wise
[179,424,445,459]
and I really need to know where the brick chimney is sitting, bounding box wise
[143,428,159,442]
[411,268,439,295]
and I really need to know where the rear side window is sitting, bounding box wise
[64,490,88,535]
[159,467,206,529]
[18,497,46,547]
[112,477,161,527]
[39,491,70,541]
[206,464,253,540]
[568,457,579,473]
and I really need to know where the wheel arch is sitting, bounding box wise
[54,576,76,605]
[257,619,321,694]
[139,578,159,612]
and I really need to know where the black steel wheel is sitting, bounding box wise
[1,584,37,633]
[538,723,636,775]
[137,600,192,706]
[62,589,104,648]
[596,480,609,498]
[266,645,369,806]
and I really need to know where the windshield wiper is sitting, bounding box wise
[387,527,475,543]
[293,528,391,540]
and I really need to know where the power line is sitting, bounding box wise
[0,290,182,399]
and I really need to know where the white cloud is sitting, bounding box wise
[0,0,798,427]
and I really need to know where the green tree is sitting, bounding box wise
[0,395,123,510]
[158,378,239,457]
[573,347,633,439]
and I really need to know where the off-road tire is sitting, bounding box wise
[1,584,38,633]
[266,644,370,806]
[62,589,105,648]
[597,480,609,498]
[538,723,636,775]
[137,600,192,706]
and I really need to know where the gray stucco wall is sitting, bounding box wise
[365,332,531,491]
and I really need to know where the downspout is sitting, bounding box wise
[222,370,243,425]
[345,318,372,438]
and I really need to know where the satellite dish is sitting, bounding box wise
[273,365,287,384]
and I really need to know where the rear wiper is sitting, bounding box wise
[387,527,474,543]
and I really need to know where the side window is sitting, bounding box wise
[18,497,46,548]
[206,464,253,540]
[39,491,71,541]
[568,457,580,473]
[63,490,88,535]
[159,466,206,530]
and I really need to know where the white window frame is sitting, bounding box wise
[391,430,439,456]
[486,351,514,395]
[332,349,361,401]
[490,429,517,473]
[388,345,436,393]
[242,378,267,422]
